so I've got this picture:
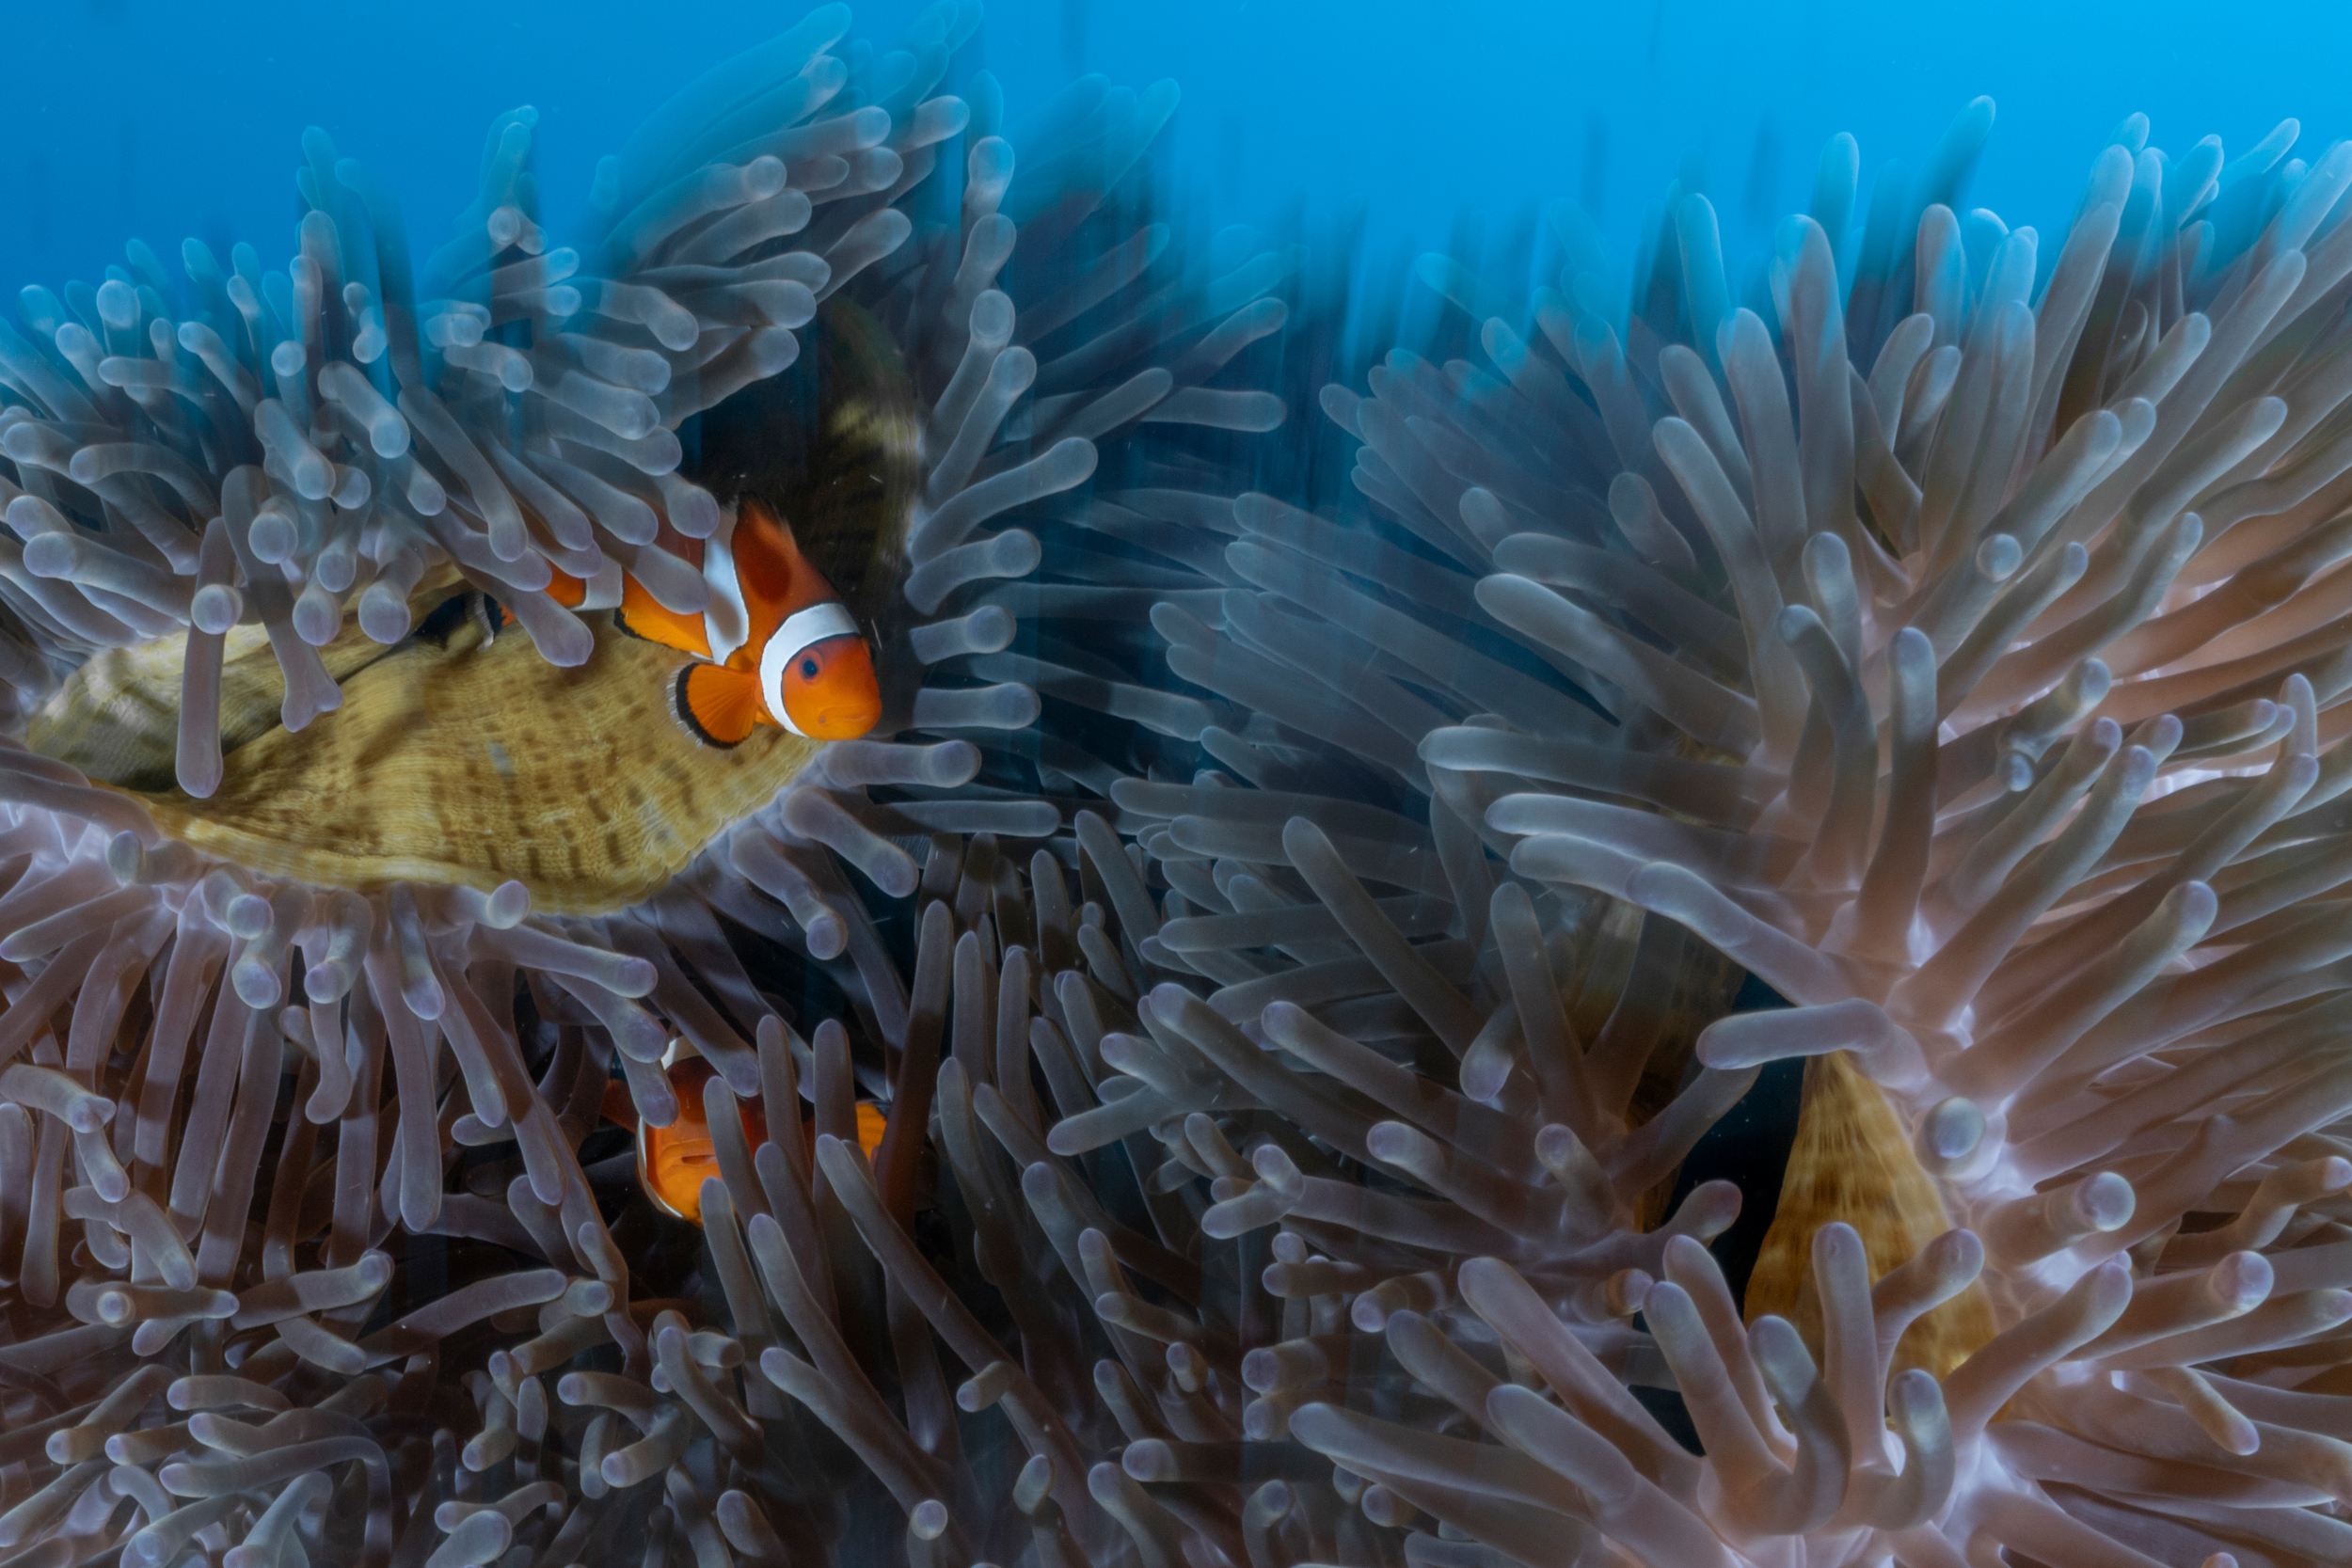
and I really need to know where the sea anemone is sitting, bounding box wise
[1181,103,2352,1567]
[0,4,1290,1563]
[5,9,2352,1568]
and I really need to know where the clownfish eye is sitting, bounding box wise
[800,657,820,680]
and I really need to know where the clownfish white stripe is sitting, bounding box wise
[701,504,750,665]
[761,601,861,736]
[579,558,626,610]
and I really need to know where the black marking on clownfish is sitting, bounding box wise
[412,591,474,647]
[470,594,505,645]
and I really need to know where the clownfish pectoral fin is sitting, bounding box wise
[671,662,765,749]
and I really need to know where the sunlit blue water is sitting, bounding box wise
[6,1,2344,319]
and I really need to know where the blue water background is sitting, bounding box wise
[5,1,2342,330]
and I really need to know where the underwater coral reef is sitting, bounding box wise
[2,4,2351,1567]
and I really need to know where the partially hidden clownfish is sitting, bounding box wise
[601,1041,888,1226]
[538,495,883,749]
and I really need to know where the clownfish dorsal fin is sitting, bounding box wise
[732,495,831,618]
[671,662,765,750]
[742,494,794,544]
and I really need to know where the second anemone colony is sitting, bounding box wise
[0,6,2349,1567]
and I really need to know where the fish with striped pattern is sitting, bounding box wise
[539,495,883,747]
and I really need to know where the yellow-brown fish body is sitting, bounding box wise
[548,496,882,748]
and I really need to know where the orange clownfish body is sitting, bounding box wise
[548,497,882,749]
[601,1049,888,1227]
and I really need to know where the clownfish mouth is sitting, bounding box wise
[798,698,882,741]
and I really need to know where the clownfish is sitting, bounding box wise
[600,1040,889,1226]
[545,495,883,749]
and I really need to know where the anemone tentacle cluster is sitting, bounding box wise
[6,9,2352,1568]
[1184,103,2352,1567]
[0,5,1284,1564]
